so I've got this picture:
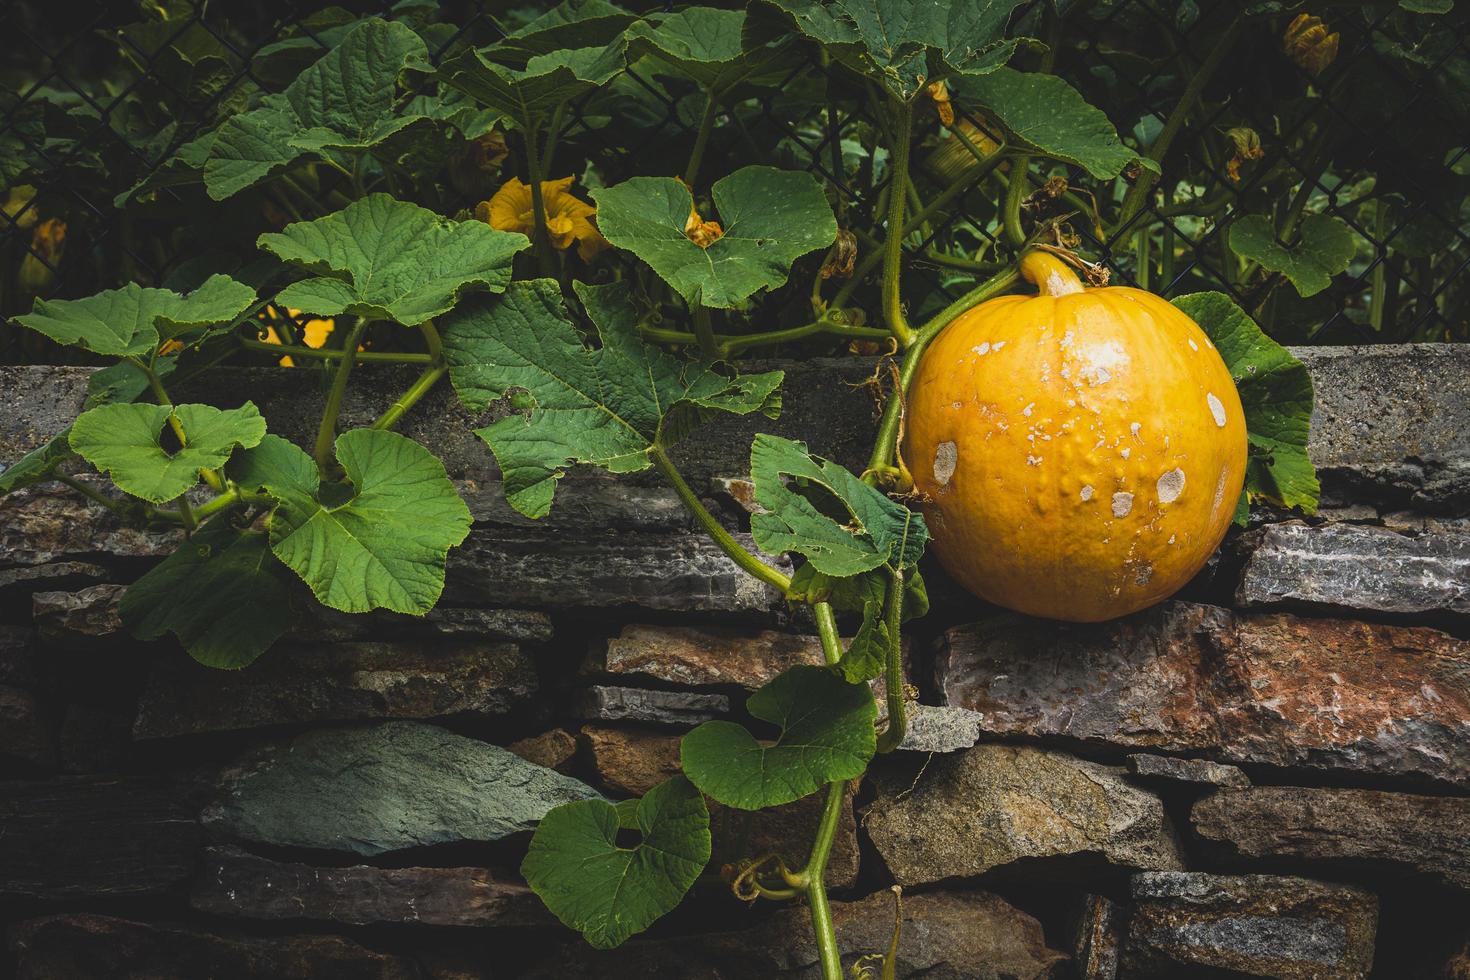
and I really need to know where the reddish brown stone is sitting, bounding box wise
[596,624,827,688]
[937,602,1470,787]
[581,724,683,797]
[508,728,578,772]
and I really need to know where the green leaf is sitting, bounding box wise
[748,434,928,578]
[440,279,783,519]
[0,436,76,496]
[1400,0,1452,13]
[13,274,256,357]
[950,68,1153,180]
[256,194,527,326]
[789,564,928,683]
[681,666,876,809]
[748,0,1029,99]
[1172,292,1319,516]
[231,431,472,615]
[203,18,433,200]
[69,402,267,503]
[522,776,709,949]
[627,7,787,93]
[498,0,638,59]
[1228,214,1356,298]
[439,41,626,132]
[592,166,837,308]
[119,520,295,669]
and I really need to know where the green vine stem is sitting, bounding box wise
[313,318,370,474]
[372,365,447,431]
[801,779,848,980]
[238,338,433,364]
[650,445,791,594]
[864,264,1021,480]
[690,303,721,358]
[879,98,917,347]
[188,485,274,523]
[1002,155,1030,249]
[522,125,559,278]
[57,475,127,515]
[684,90,721,188]
[874,567,907,753]
[640,316,890,355]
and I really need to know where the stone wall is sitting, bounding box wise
[0,345,1467,980]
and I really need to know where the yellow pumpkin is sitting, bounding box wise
[904,251,1247,622]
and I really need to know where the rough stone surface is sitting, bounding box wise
[32,584,126,649]
[937,602,1470,787]
[7,913,423,979]
[0,626,39,688]
[190,847,552,928]
[507,728,579,772]
[1126,754,1250,788]
[1123,871,1379,979]
[134,640,538,738]
[596,624,825,688]
[576,685,729,726]
[263,603,554,645]
[582,724,684,796]
[0,485,177,567]
[522,889,1065,979]
[201,721,601,856]
[0,777,199,900]
[894,703,983,753]
[1192,786,1470,891]
[866,744,1184,886]
[1071,894,1123,980]
[0,684,55,770]
[711,787,861,890]
[1237,520,1470,618]
[0,559,110,593]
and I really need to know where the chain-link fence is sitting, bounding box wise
[3,0,1467,364]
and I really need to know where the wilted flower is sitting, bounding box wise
[1225,127,1264,183]
[1283,13,1339,76]
[18,217,65,294]
[477,176,607,261]
[684,203,724,248]
[820,229,858,280]
[927,81,954,127]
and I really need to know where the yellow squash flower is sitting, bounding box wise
[478,176,607,261]
[256,309,336,367]
[1284,13,1339,76]
[18,217,65,294]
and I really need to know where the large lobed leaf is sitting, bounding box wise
[950,68,1155,180]
[257,194,527,326]
[522,776,709,949]
[627,7,789,94]
[1228,214,1356,298]
[69,402,267,503]
[681,666,876,810]
[119,520,295,669]
[230,430,472,615]
[748,433,928,578]
[1172,292,1319,517]
[592,166,837,308]
[439,40,626,131]
[204,18,433,200]
[439,279,783,519]
[14,274,255,357]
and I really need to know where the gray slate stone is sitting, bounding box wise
[576,685,729,727]
[1126,754,1250,788]
[1071,894,1123,980]
[1237,521,1470,618]
[1191,786,1470,891]
[33,584,125,649]
[895,703,984,753]
[866,744,1184,886]
[190,846,552,928]
[1123,871,1379,979]
[134,640,538,739]
[202,721,601,856]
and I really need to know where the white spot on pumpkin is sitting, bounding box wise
[972,342,990,355]
[1207,392,1227,427]
[1121,448,1131,459]
[1080,485,1095,501]
[1022,402,1035,417]
[1168,534,1177,544]
[1213,467,1230,513]
[933,441,958,487]
[1060,330,1075,349]
[1084,366,1111,386]
[1112,492,1134,518]
[1027,455,1043,466]
[1134,562,1154,585]
[994,341,1005,350]
[1188,338,1199,351]
[1130,422,1141,439]
[1156,467,1186,504]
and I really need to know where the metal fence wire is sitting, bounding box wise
[2,0,1467,363]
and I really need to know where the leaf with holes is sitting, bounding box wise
[522,776,709,949]
[592,167,836,308]
[256,194,527,326]
[746,0,1030,99]
[1228,214,1356,298]
[748,434,928,578]
[69,402,266,503]
[1173,292,1318,517]
[440,279,782,519]
[14,274,255,357]
[789,564,929,683]
[681,666,875,810]
[120,520,295,669]
[230,430,471,615]
[203,18,435,200]
[950,68,1156,179]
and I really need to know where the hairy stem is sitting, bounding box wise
[651,446,791,594]
[684,90,720,188]
[691,304,720,358]
[1002,155,1030,249]
[813,601,842,667]
[880,99,917,347]
[864,265,1021,479]
[314,319,370,474]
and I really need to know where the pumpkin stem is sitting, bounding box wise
[1020,250,1085,297]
